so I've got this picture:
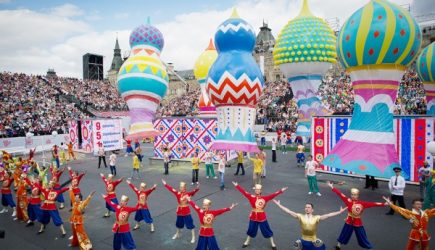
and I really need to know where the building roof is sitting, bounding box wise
[255,21,275,52]
[110,37,124,72]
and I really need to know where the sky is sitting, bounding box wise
[0,0,433,78]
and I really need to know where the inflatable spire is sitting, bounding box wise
[322,0,422,178]
[206,9,264,152]
[194,39,218,117]
[416,42,435,115]
[274,0,336,137]
[117,20,169,140]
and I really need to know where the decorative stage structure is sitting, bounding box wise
[274,0,336,137]
[416,42,435,115]
[312,116,434,182]
[321,0,422,178]
[194,39,218,117]
[206,9,264,152]
[117,19,169,140]
[153,118,217,159]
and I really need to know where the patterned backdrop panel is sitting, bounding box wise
[68,120,78,150]
[312,116,434,182]
[154,118,218,160]
[153,118,184,159]
[81,120,93,153]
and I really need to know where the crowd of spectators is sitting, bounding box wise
[0,66,428,138]
[157,89,200,117]
[55,78,127,112]
[0,72,87,137]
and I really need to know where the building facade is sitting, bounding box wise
[107,38,124,86]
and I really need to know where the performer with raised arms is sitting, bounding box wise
[327,182,387,250]
[187,196,237,250]
[383,196,435,250]
[162,179,199,243]
[232,181,287,249]
[68,167,86,209]
[273,200,347,250]
[35,180,69,236]
[126,180,157,232]
[50,166,66,209]
[70,191,95,249]
[100,173,123,218]
[103,194,139,250]
[24,175,42,227]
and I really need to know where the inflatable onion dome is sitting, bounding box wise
[214,9,256,53]
[337,0,421,70]
[129,18,164,52]
[416,42,435,82]
[273,0,336,65]
[193,39,218,85]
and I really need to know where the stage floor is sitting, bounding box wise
[0,144,433,249]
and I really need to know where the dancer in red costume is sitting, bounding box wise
[232,182,287,249]
[384,197,435,250]
[187,196,237,250]
[100,173,123,218]
[327,182,387,250]
[162,179,199,243]
[126,180,157,232]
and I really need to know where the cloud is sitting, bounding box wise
[0,0,11,3]
[50,3,84,17]
[114,12,129,20]
[0,0,417,78]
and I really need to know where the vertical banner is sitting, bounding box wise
[92,119,123,154]
[68,120,78,150]
[81,120,93,153]
[259,55,265,75]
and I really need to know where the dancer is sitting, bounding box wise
[187,196,237,250]
[0,171,16,217]
[24,175,41,227]
[100,173,123,218]
[60,142,67,165]
[52,145,60,169]
[218,153,226,190]
[15,173,29,222]
[273,200,347,250]
[235,151,245,175]
[232,182,288,249]
[70,191,95,250]
[50,166,66,209]
[327,182,387,250]
[104,194,139,250]
[249,154,263,187]
[36,180,68,236]
[191,152,200,185]
[36,163,49,188]
[125,139,134,156]
[204,150,217,179]
[129,154,141,180]
[162,179,199,243]
[296,143,305,168]
[260,149,267,178]
[127,180,157,232]
[423,171,435,209]
[28,147,36,161]
[67,141,77,161]
[67,167,86,209]
[305,155,321,196]
[383,197,435,250]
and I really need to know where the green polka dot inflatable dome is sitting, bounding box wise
[274,0,337,65]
